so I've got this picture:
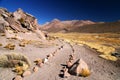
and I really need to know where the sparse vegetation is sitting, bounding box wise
[0,43,2,46]
[50,33,120,61]
[0,33,5,36]
[19,39,32,47]
[0,53,31,67]
[4,43,15,50]
[0,53,31,75]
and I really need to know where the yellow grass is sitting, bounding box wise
[0,43,2,46]
[0,53,31,67]
[50,33,120,61]
[4,43,15,50]
[80,68,91,77]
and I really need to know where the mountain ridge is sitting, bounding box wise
[41,19,120,33]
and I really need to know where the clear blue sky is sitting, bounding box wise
[0,0,120,24]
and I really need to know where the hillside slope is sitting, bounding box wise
[42,19,120,33]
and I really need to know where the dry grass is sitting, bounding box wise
[0,53,31,75]
[79,68,91,77]
[0,43,2,46]
[50,33,120,61]
[19,39,32,47]
[0,53,31,68]
[4,43,15,50]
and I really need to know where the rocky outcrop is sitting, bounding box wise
[0,8,46,40]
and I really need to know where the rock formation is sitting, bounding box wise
[0,8,46,40]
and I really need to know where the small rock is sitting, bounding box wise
[33,66,39,72]
[37,62,43,67]
[13,75,22,80]
[34,58,43,65]
[69,54,75,60]
[63,68,71,78]
[52,53,55,56]
[22,70,31,77]
[66,61,73,68]
[43,58,48,63]
[47,54,53,59]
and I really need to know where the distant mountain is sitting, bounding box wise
[41,19,120,33]
[41,19,95,33]
[69,21,120,33]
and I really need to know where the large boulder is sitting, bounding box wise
[69,59,90,77]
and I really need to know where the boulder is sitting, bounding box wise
[69,59,90,77]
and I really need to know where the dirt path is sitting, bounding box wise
[25,39,120,80]
[0,39,120,80]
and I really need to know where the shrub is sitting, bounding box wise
[4,43,15,50]
[0,53,31,68]
[0,43,2,46]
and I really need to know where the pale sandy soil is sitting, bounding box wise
[0,35,120,80]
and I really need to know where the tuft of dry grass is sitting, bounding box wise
[4,43,15,50]
[50,33,120,61]
[19,39,32,47]
[13,63,29,75]
[0,43,2,46]
[0,33,5,36]
[0,53,31,68]
[79,68,91,77]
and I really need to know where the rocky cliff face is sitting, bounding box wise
[0,8,46,40]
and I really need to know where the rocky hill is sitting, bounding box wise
[0,8,46,40]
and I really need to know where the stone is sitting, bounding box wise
[22,70,31,77]
[42,58,48,63]
[13,75,22,80]
[69,59,90,77]
[66,61,73,68]
[69,54,75,61]
[63,68,71,78]
[47,53,53,58]
[37,62,43,67]
[34,58,43,65]
[33,66,39,72]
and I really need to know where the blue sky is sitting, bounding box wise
[0,0,120,24]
